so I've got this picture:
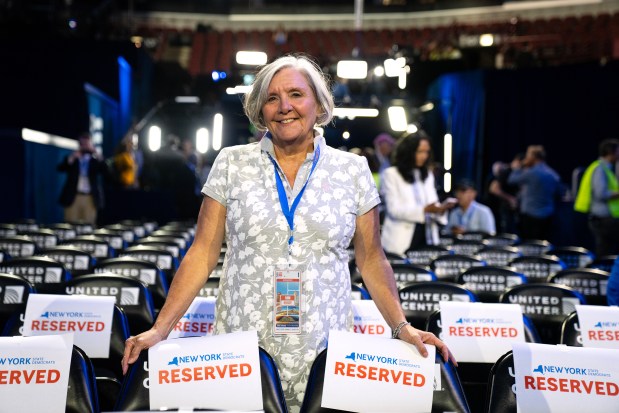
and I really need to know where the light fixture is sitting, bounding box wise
[333,108,379,119]
[336,60,368,79]
[387,106,407,132]
[236,51,268,65]
[21,128,77,150]
[226,85,252,95]
[443,133,453,170]
[398,66,410,90]
[213,114,223,150]
[342,131,350,140]
[479,34,494,47]
[196,128,209,154]
[148,125,161,152]
[444,172,452,193]
[373,66,385,77]
[419,102,435,112]
[406,124,418,134]
[174,96,200,103]
[384,57,406,77]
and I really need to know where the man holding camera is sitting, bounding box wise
[57,132,107,225]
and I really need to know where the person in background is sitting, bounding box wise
[508,145,563,241]
[445,178,496,236]
[574,138,619,256]
[485,154,522,234]
[380,131,456,255]
[112,138,138,188]
[373,132,396,176]
[57,132,107,225]
[121,55,455,412]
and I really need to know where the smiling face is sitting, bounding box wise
[262,67,321,148]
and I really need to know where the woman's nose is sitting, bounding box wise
[279,97,291,112]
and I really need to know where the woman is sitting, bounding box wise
[122,55,455,412]
[381,132,454,255]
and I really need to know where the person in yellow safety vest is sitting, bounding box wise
[574,138,619,256]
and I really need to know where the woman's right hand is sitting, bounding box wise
[122,328,166,375]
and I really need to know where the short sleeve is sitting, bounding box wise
[201,148,230,206]
[356,156,381,216]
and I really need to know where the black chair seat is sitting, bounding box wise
[547,246,595,269]
[425,309,539,413]
[548,268,609,305]
[509,255,565,283]
[476,246,521,267]
[0,256,70,294]
[431,254,486,282]
[405,245,452,266]
[499,283,586,344]
[485,351,517,413]
[399,281,478,329]
[63,273,156,336]
[516,239,552,256]
[95,256,170,310]
[0,272,35,333]
[457,265,527,303]
[121,245,179,286]
[560,311,583,347]
[114,346,287,412]
[67,345,100,413]
[60,235,116,259]
[299,348,470,413]
[38,245,96,277]
[0,235,38,258]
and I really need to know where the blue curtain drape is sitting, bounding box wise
[427,70,485,185]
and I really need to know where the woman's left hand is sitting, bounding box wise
[398,324,458,366]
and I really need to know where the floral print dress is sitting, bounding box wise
[202,133,380,412]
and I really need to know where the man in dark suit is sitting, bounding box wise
[57,133,107,225]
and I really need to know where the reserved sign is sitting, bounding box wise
[513,342,619,413]
[352,300,391,337]
[322,330,435,413]
[148,330,262,411]
[576,305,619,349]
[0,334,73,413]
[440,301,525,362]
[23,294,114,358]
[167,297,216,339]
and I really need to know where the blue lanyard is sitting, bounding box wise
[459,203,475,227]
[268,145,321,249]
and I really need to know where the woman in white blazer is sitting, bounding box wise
[380,132,455,255]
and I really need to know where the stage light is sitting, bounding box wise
[444,133,453,170]
[236,51,268,65]
[196,128,209,154]
[419,102,435,112]
[148,125,161,152]
[213,114,223,150]
[444,172,452,193]
[406,124,418,134]
[384,57,406,77]
[174,96,200,103]
[212,71,227,82]
[373,66,385,77]
[388,106,407,131]
[226,85,252,95]
[333,108,379,119]
[336,60,368,79]
[342,131,350,140]
[479,34,494,47]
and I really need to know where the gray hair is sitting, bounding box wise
[243,55,334,131]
